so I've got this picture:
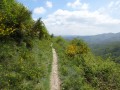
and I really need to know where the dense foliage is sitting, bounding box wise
[54,37,120,90]
[0,39,52,89]
[0,0,32,36]
[0,0,50,42]
[90,41,120,63]
[0,0,52,89]
[65,39,89,56]
[1,0,120,90]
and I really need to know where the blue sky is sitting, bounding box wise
[17,0,120,35]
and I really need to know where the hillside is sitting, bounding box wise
[62,33,120,63]
[62,32,120,44]
[0,0,120,90]
[90,41,120,63]
[53,37,120,90]
[0,0,52,89]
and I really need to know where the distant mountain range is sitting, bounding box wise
[62,32,120,44]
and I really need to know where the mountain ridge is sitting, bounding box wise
[62,32,120,44]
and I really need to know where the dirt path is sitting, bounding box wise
[50,48,60,90]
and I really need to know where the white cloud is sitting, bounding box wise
[108,1,114,8]
[108,1,120,10]
[110,1,120,7]
[67,0,81,8]
[33,7,46,14]
[42,0,120,35]
[45,9,120,25]
[67,0,89,10]
[81,3,89,10]
[43,8,120,35]
[98,0,120,15]
[46,1,53,8]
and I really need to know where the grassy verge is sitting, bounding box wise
[54,39,120,90]
[0,39,52,90]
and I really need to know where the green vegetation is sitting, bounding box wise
[0,0,33,37]
[91,41,120,63]
[0,0,52,89]
[0,0,120,90]
[0,0,50,42]
[0,39,52,89]
[54,38,120,90]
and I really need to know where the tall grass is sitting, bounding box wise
[0,39,52,90]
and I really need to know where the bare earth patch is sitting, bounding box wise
[50,48,60,90]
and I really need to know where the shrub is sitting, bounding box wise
[66,39,90,57]
[55,38,120,90]
[66,44,78,56]
[0,39,52,90]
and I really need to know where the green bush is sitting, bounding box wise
[0,39,52,90]
[54,38,120,90]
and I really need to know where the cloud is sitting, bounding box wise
[108,1,120,8]
[108,1,120,14]
[98,0,120,16]
[43,0,120,35]
[33,7,46,14]
[43,8,120,35]
[44,9,120,25]
[67,0,89,10]
[46,1,53,8]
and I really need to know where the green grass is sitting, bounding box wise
[0,39,52,90]
[54,39,120,90]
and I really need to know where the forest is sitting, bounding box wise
[90,41,120,63]
[0,0,120,90]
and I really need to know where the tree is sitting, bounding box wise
[51,34,54,38]
[0,0,33,42]
[32,18,49,39]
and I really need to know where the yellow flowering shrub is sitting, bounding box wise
[0,26,15,36]
[0,13,15,36]
[66,44,78,56]
[66,39,90,57]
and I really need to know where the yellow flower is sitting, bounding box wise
[66,44,78,56]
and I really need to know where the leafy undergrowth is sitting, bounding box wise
[0,39,52,90]
[54,38,120,90]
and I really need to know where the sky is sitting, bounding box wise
[17,0,120,36]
